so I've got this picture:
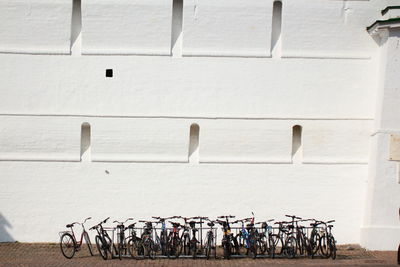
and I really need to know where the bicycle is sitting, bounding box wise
[138,220,157,259]
[255,219,275,258]
[285,215,310,257]
[295,219,312,257]
[234,217,258,258]
[90,217,116,260]
[204,218,217,260]
[217,215,239,259]
[59,217,94,259]
[272,221,289,257]
[180,217,191,256]
[318,220,336,259]
[126,222,143,259]
[166,220,183,258]
[152,216,171,256]
[113,218,133,260]
[189,216,208,256]
[188,219,202,259]
[309,219,322,257]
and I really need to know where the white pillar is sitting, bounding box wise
[361,17,400,250]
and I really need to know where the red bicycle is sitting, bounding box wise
[166,220,183,258]
[59,217,94,259]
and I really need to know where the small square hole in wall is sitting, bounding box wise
[105,69,113,77]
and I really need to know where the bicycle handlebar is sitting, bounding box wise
[89,217,110,230]
[83,217,92,224]
[189,216,209,220]
[255,219,274,225]
[217,215,235,219]
[113,218,133,224]
[138,220,158,223]
[285,215,302,220]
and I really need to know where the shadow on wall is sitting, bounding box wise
[0,213,14,242]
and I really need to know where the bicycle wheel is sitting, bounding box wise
[329,236,337,260]
[175,237,183,258]
[167,237,182,259]
[297,234,304,256]
[222,241,231,259]
[270,234,283,256]
[249,236,258,259]
[310,232,320,258]
[160,231,167,256]
[95,235,108,260]
[284,236,297,259]
[83,232,94,256]
[319,235,331,258]
[258,234,267,254]
[60,233,76,259]
[303,236,312,257]
[232,235,240,255]
[148,240,156,260]
[104,235,116,259]
[117,242,123,260]
[127,238,139,258]
[268,235,276,258]
[182,235,190,255]
[191,240,197,259]
[205,235,212,260]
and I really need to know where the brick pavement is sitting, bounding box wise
[0,243,398,267]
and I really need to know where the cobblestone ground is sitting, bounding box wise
[0,243,397,267]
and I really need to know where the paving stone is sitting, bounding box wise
[0,243,397,267]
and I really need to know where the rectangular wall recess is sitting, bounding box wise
[171,0,183,57]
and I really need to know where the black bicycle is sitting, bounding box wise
[318,220,336,259]
[90,217,116,260]
[217,215,239,259]
[114,218,133,260]
[126,222,143,259]
[204,218,217,259]
[256,219,275,258]
[138,220,156,259]
[188,219,202,258]
[166,221,183,258]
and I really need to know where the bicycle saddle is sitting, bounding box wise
[66,224,74,228]
[170,222,181,227]
[207,222,215,227]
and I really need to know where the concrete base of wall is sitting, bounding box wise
[360,226,400,250]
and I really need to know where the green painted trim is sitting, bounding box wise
[367,17,400,31]
[381,6,400,16]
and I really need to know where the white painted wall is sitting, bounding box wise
[0,0,398,249]
[82,0,172,55]
[0,55,377,119]
[0,162,368,244]
[0,0,72,54]
[182,0,273,57]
